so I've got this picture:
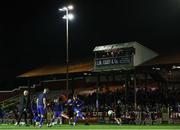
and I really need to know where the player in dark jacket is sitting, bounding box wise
[16,90,29,125]
[114,101,122,125]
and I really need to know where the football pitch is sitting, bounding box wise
[0,124,180,130]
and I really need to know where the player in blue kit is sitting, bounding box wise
[67,95,85,126]
[31,96,39,126]
[48,97,69,127]
[36,88,49,127]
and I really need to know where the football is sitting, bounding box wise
[108,110,114,116]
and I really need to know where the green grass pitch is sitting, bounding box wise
[0,124,180,130]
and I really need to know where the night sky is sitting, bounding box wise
[0,0,180,89]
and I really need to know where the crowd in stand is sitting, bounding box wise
[1,86,180,125]
[77,86,180,124]
[79,87,180,113]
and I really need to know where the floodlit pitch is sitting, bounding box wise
[0,124,180,130]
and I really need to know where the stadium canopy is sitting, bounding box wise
[17,61,93,78]
[137,52,180,82]
[93,42,158,71]
[17,42,159,78]
[140,52,180,66]
[93,42,135,52]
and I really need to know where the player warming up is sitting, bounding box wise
[36,88,49,127]
[67,95,85,126]
[31,96,39,126]
[48,97,69,127]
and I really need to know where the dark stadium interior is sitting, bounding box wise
[0,0,180,127]
[1,0,180,90]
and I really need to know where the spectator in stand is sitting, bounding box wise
[140,108,145,125]
[151,112,156,125]
[129,111,136,124]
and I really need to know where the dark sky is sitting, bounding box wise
[0,0,180,89]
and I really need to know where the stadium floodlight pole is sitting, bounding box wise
[59,5,74,96]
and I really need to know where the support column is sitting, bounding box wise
[134,72,137,110]
[96,73,100,112]
[125,71,129,106]
[71,76,74,95]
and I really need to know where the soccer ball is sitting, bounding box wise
[19,122,25,125]
[52,121,57,126]
[108,110,114,116]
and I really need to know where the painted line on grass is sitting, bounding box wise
[0,128,179,130]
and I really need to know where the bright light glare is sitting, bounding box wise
[59,8,63,11]
[172,65,180,69]
[63,7,67,10]
[152,67,160,70]
[59,5,73,11]
[62,14,74,20]
[68,14,74,20]
[59,7,67,11]
[62,15,67,19]
[68,5,74,10]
